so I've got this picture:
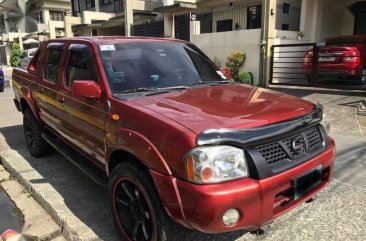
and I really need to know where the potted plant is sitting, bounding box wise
[297,31,305,40]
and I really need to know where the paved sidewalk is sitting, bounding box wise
[0,165,66,241]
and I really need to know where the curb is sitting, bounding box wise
[0,151,83,241]
[357,99,366,113]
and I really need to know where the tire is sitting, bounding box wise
[360,69,366,85]
[23,108,52,157]
[0,85,4,92]
[305,75,312,83]
[109,162,189,241]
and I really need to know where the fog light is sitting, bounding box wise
[222,209,240,226]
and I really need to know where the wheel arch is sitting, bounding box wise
[105,129,172,176]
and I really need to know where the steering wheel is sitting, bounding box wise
[172,68,191,81]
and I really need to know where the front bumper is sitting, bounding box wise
[151,138,335,233]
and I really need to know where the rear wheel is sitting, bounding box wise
[0,85,4,92]
[360,69,366,85]
[23,108,52,157]
[305,75,312,83]
[109,162,188,241]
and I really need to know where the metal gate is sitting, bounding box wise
[0,46,7,66]
[175,14,190,41]
[132,20,164,37]
[270,43,366,89]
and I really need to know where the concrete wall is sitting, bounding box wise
[276,0,302,31]
[82,11,115,24]
[191,29,261,85]
[319,0,357,40]
[300,0,358,42]
[64,16,82,37]
[49,20,65,38]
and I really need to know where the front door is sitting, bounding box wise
[58,43,107,166]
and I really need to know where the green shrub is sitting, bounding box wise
[237,72,253,85]
[10,43,22,67]
[226,51,246,81]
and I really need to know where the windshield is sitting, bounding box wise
[98,42,228,94]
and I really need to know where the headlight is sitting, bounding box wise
[318,104,330,133]
[184,146,248,184]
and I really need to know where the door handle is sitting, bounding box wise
[57,95,65,103]
[39,87,44,94]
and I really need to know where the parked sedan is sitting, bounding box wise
[303,35,366,84]
[0,67,4,92]
[19,48,38,69]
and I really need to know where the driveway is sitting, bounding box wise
[0,84,366,241]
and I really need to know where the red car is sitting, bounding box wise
[12,37,335,241]
[304,35,366,84]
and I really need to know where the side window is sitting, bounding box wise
[44,45,64,83]
[66,44,99,87]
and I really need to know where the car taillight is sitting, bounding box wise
[343,50,359,62]
[304,52,313,63]
[343,57,356,62]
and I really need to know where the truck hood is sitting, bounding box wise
[132,84,314,134]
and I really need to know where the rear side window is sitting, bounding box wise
[44,43,64,83]
[65,44,99,87]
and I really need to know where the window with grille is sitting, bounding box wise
[101,0,113,5]
[86,0,95,9]
[216,19,233,32]
[283,3,290,14]
[247,5,262,29]
[50,11,64,21]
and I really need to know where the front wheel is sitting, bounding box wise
[109,162,188,241]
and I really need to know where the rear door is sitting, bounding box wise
[57,43,107,166]
[36,42,65,131]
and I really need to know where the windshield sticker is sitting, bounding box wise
[217,71,227,80]
[100,44,116,51]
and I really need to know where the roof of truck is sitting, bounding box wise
[48,36,188,44]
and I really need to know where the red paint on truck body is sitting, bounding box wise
[12,37,335,234]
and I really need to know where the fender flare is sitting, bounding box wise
[20,86,41,121]
[105,129,172,176]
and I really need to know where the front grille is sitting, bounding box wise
[257,126,323,166]
[257,143,289,165]
[305,128,321,148]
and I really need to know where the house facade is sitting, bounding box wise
[154,0,366,86]
[0,0,365,86]
[0,0,71,45]
[64,0,163,38]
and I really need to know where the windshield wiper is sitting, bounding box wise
[114,86,189,96]
[157,86,189,91]
[189,80,231,87]
[115,87,157,95]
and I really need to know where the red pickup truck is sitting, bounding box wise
[12,37,335,241]
[304,35,366,84]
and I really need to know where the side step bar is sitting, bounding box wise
[41,132,108,187]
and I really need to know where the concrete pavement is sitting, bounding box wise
[0,83,366,241]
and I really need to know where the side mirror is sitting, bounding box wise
[72,80,101,99]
